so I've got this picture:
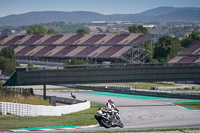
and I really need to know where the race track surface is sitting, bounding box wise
[34,90,200,131]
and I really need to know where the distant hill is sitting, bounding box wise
[139,6,200,16]
[0,11,108,26]
[0,7,200,26]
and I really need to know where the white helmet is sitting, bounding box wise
[108,99,113,104]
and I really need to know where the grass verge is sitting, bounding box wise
[0,95,50,105]
[0,102,103,129]
[174,102,200,110]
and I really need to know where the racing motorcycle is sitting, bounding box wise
[94,108,124,128]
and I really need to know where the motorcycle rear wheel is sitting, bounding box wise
[118,123,124,128]
[100,118,112,128]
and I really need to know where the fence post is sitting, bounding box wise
[43,84,46,100]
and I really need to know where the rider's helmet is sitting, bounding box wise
[108,99,114,104]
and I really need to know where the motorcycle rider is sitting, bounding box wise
[105,99,119,123]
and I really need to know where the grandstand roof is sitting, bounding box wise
[168,41,200,64]
[0,33,150,60]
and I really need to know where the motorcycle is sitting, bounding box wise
[94,108,124,128]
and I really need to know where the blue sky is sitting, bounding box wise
[1,0,200,18]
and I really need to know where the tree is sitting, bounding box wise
[128,24,138,33]
[77,28,89,34]
[47,28,57,34]
[181,30,200,48]
[0,56,16,76]
[65,58,88,65]
[113,30,120,34]
[0,47,15,60]
[26,25,47,35]
[128,24,148,33]
[153,36,182,62]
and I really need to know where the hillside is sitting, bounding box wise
[0,11,108,26]
[0,7,200,26]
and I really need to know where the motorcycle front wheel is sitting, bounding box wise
[100,118,112,128]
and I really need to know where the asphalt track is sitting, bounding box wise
[34,90,200,131]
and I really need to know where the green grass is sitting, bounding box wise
[174,102,200,110]
[0,102,103,129]
[173,88,200,91]
[84,82,176,90]
[0,96,50,105]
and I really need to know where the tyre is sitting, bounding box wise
[118,123,124,128]
[100,118,112,128]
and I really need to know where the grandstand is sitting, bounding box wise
[0,33,151,64]
[168,41,200,64]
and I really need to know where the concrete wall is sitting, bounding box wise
[0,101,90,116]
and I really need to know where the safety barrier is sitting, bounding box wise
[78,85,131,91]
[0,101,90,116]
[150,86,200,90]
[77,85,200,99]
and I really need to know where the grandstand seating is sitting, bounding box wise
[0,33,151,62]
[46,46,65,56]
[98,46,123,58]
[1,36,16,44]
[23,35,44,44]
[88,46,110,57]
[14,46,26,53]
[5,35,25,45]
[25,46,45,56]
[168,41,200,64]
[33,35,52,44]
[0,36,8,43]
[129,34,149,46]
[62,34,84,44]
[168,56,184,63]
[194,58,200,63]
[54,46,77,57]
[105,34,129,45]
[66,46,87,56]
[34,46,56,56]
[42,35,63,44]
[178,56,198,63]
[16,35,33,44]
[75,46,98,57]
[73,34,93,44]
[182,41,200,54]
[119,34,140,44]
[83,34,106,44]
[95,34,115,44]
[192,47,200,54]
[111,46,131,57]
[16,46,36,56]
[53,34,72,44]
